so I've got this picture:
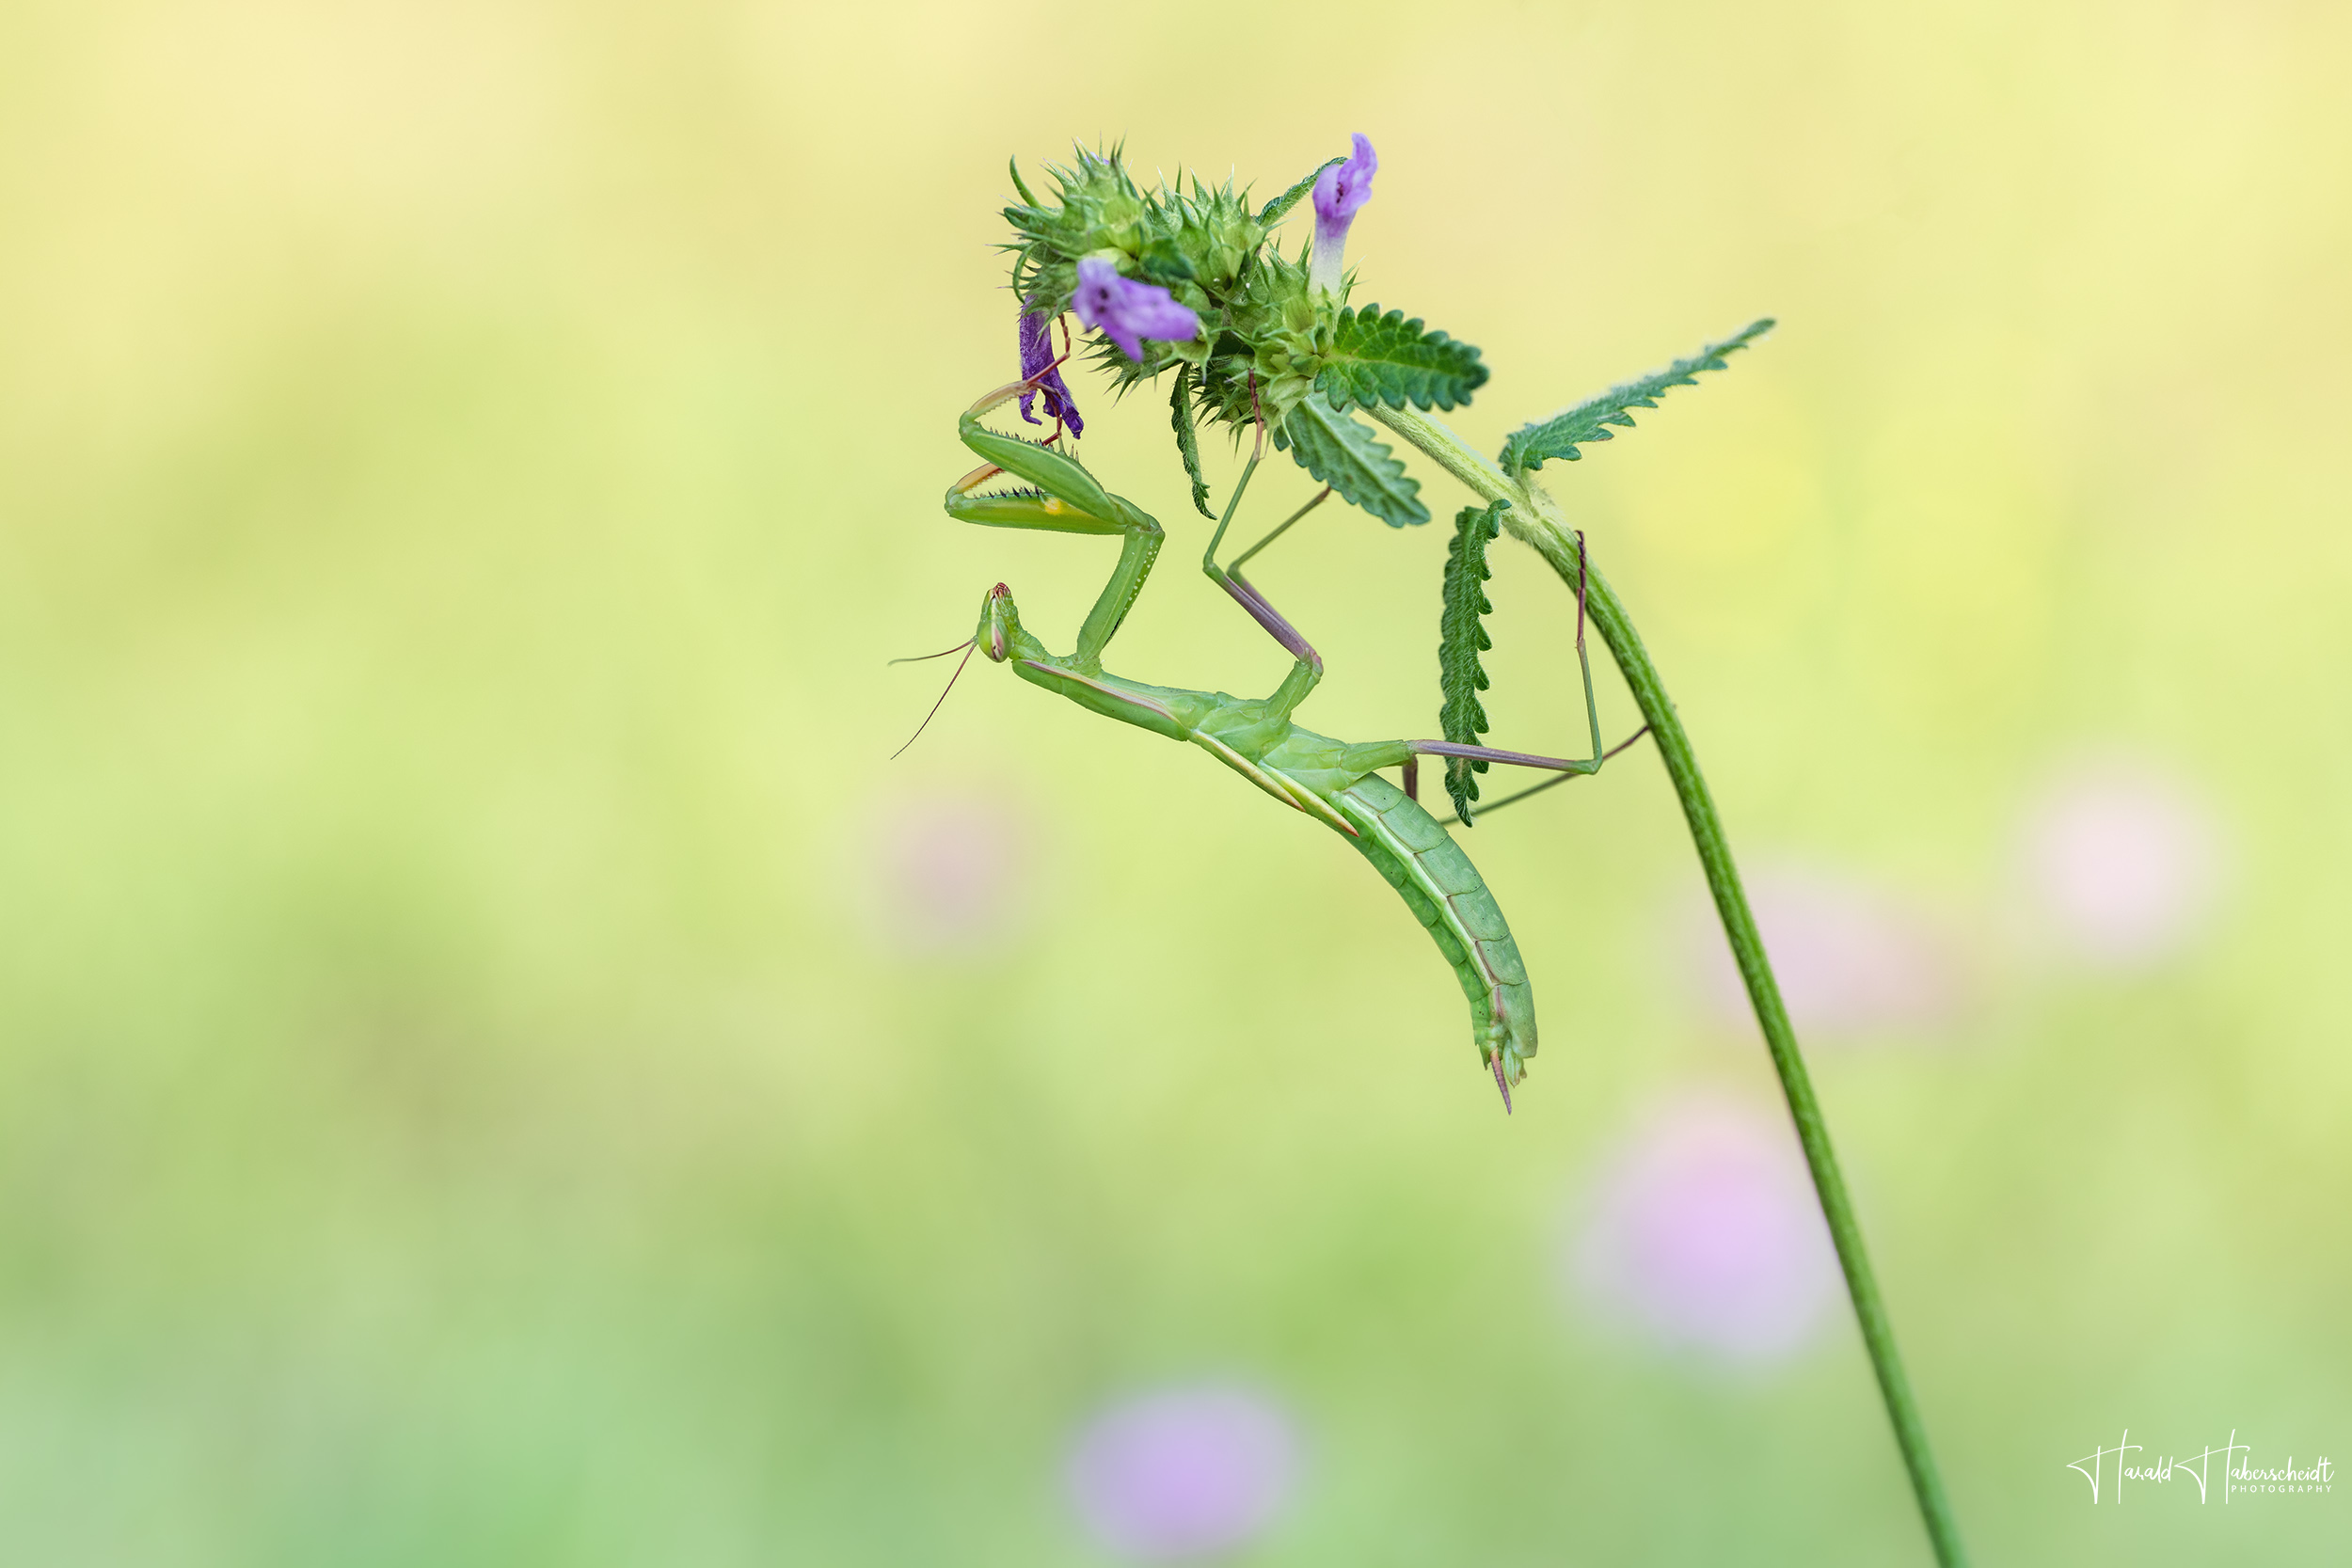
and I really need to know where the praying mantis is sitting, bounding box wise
[921,354,1647,1111]
[927,137,1968,1562]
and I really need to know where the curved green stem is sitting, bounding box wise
[1368,404,1967,1568]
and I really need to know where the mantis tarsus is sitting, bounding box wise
[930,358,1644,1111]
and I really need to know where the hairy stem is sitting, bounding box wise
[1368,404,1967,1568]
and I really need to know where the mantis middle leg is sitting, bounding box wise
[1205,466,1635,804]
[1197,408,1338,721]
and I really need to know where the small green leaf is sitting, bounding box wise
[1169,373,1214,519]
[1314,306,1489,414]
[1439,499,1507,825]
[1499,319,1774,472]
[1007,155,1039,209]
[1258,157,1344,227]
[1273,391,1429,529]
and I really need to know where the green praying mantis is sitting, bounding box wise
[921,135,1968,1561]
[912,346,1648,1111]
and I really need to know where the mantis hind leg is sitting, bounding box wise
[1358,532,1652,823]
[1428,726,1654,826]
[1340,534,1650,819]
[1425,531,1652,824]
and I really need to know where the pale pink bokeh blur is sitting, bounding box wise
[2019,759,2223,970]
[1064,1385,1301,1560]
[1564,1095,1840,1368]
[860,787,1034,955]
[1688,864,1966,1042]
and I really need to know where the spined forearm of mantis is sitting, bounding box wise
[915,368,1645,1114]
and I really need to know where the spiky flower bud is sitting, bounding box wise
[997,142,1475,462]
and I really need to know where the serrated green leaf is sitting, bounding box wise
[1439,500,1507,824]
[1314,305,1490,414]
[1169,373,1214,519]
[1258,157,1344,226]
[1272,391,1429,529]
[1499,319,1774,473]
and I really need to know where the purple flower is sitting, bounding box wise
[1308,134,1377,294]
[1064,1386,1300,1560]
[1017,307,1084,436]
[1072,257,1201,363]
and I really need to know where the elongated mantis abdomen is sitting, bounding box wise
[1331,772,1536,1083]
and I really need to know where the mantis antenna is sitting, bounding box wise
[889,638,978,759]
[889,640,978,664]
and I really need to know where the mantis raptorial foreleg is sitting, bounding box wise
[946,375,1164,672]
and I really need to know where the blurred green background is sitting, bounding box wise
[3,1,2347,1562]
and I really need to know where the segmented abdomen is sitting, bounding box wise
[1332,774,1537,1085]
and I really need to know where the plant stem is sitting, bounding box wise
[1369,404,1968,1568]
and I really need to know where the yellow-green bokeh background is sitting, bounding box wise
[4,2,2347,1562]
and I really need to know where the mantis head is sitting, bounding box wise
[976,582,1021,663]
[891,589,1025,760]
